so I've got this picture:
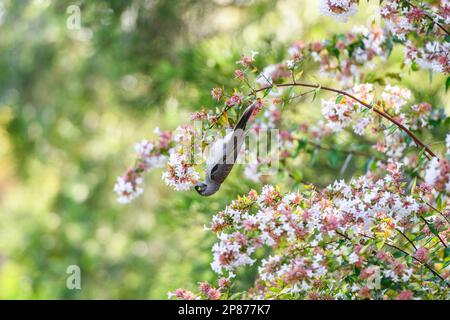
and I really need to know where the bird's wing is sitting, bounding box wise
[206,102,256,183]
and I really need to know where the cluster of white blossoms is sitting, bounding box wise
[114,173,144,204]
[114,124,202,203]
[162,152,200,191]
[207,164,425,278]
[161,125,200,191]
[319,0,358,22]
[202,162,450,299]
[114,128,172,203]
[380,0,416,41]
[321,83,415,140]
[308,25,388,87]
[381,84,412,114]
[424,133,450,194]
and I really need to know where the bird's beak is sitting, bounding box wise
[194,183,206,195]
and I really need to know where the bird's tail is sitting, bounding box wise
[234,101,257,131]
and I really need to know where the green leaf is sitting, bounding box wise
[446,77,450,92]
[444,246,450,260]
[297,139,307,150]
[290,169,303,182]
[428,222,439,236]
[335,95,344,104]
[375,239,385,250]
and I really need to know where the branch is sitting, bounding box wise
[419,215,448,248]
[337,231,449,287]
[425,201,450,225]
[254,82,437,159]
[405,0,450,36]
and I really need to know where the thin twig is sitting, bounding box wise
[419,216,448,248]
[405,0,450,36]
[254,82,437,159]
[306,140,383,160]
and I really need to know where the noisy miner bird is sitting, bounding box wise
[194,102,257,196]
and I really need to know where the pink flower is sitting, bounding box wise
[358,286,371,299]
[199,282,212,294]
[191,110,208,121]
[396,290,414,300]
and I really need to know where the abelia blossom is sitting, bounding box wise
[162,151,199,191]
[319,0,358,22]
[236,50,258,68]
[114,129,172,203]
[256,64,290,86]
[211,87,223,101]
[424,157,450,194]
[405,41,450,74]
[319,0,449,75]
[114,170,144,204]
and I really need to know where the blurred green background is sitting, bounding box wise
[0,0,448,299]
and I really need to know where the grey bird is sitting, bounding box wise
[195,102,257,196]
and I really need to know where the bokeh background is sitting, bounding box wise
[0,0,448,299]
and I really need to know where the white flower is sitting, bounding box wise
[446,133,450,155]
[319,0,358,22]
[424,157,440,186]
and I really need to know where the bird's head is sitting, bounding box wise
[194,181,220,196]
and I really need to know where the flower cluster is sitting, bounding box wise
[115,2,450,301]
[405,40,450,74]
[199,166,450,299]
[301,25,388,86]
[319,0,450,75]
[169,281,222,300]
[161,125,200,191]
[114,128,171,203]
[424,134,450,194]
[115,125,202,202]
[321,83,411,135]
